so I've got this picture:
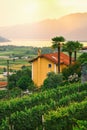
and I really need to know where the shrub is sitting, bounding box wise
[8,68,35,91]
[78,53,87,64]
[62,62,81,81]
[42,72,63,90]
[68,73,79,83]
[17,76,30,90]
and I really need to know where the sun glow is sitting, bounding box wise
[59,0,87,7]
[24,2,39,14]
[0,0,87,26]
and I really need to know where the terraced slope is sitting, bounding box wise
[0,82,87,130]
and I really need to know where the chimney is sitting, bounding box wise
[38,49,41,56]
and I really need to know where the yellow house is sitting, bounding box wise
[30,50,70,87]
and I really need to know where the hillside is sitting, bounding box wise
[0,82,87,129]
[0,13,87,41]
[0,36,10,42]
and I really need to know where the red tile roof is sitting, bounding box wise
[0,81,7,88]
[44,52,70,65]
[30,52,70,65]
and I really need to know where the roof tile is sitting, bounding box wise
[43,52,69,65]
[30,52,70,65]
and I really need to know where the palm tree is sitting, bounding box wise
[74,41,83,61]
[62,41,75,65]
[52,36,65,73]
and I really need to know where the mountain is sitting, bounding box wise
[0,36,10,42]
[0,13,87,41]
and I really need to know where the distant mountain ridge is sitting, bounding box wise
[0,13,87,41]
[0,36,10,42]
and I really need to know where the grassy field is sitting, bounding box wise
[0,46,34,77]
[0,58,31,81]
[0,59,31,72]
[0,45,37,57]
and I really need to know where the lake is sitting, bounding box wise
[0,40,87,47]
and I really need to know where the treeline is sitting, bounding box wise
[0,82,87,129]
[0,45,54,57]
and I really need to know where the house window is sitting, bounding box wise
[48,64,52,68]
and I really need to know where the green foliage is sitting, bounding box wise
[8,74,17,89]
[9,87,22,98]
[63,41,75,52]
[8,68,34,90]
[0,90,8,100]
[0,45,53,58]
[0,82,87,129]
[0,91,87,129]
[62,41,82,64]
[74,41,83,50]
[16,67,31,79]
[62,62,81,81]
[0,82,87,121]
[0,88,21,100]
[52,36,65,43]
[17,76,30,90]
[44,101,87,130]
[62,41,76,64]
[10,105,49,130]
[0,44,86,129]
[76,120,87,130]
[78,53,87,64]
[52,36,65,48]
[0,118,9,130]
[42,72,63,90]
[3,67,6,72]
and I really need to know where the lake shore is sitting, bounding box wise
[0,40,87,47]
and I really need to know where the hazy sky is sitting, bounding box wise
[0,0,87,26]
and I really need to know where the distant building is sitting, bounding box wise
[81,46,87,52]
[3,72,13,77]
[0,81,7,90]
[30,50,70,87]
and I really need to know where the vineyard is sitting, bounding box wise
[0,82,87,130]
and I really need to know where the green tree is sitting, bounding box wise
[3,67,7,72]
[8,68,34,90]
[17,76,30,90]
[42,72,63,90]
[62,62,81,81]
[78,53,87,64]
[74,41,83,61]
[8,74,17,89]
[52,36,65,73]
[62,41,75,65]
[15,67,31,81]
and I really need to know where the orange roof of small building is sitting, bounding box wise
[30,52,70,65]
[0,81,7,88]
